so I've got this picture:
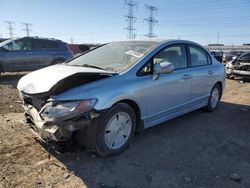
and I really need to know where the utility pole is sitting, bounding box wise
[124,0,137,39]
[70,37,74,44]
[216,32,220,44]
[22,23,32,36]
[144,5,158,38]
[5,21,15,38]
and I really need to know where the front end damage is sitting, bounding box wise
[17,68,114,143]
[20,91,102,143]
[226,60,250,79]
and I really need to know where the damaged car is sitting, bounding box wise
[17,40,225,156]
[226,52,250,79]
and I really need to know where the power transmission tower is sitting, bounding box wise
[5,21,15,38]
[124,0,137,39]
[22,23,32,36]
[144,5,158,38]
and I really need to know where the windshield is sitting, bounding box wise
[67,41,158,72]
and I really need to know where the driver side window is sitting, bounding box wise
[138,45,187,76]
[5,40,31,51]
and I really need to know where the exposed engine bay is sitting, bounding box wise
[226,56,250,79]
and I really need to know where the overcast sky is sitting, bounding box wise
[0,0,250,45]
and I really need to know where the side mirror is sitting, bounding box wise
[153,61,174,80]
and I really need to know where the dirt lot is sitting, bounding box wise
[0,73,250,188]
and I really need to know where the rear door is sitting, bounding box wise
[31,39,56,69]
[2,38,32,71]
[187,45,215,106]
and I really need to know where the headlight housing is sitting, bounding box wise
[40,99,97,121]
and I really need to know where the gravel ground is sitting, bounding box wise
[0,73,250,188]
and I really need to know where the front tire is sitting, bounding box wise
[96,103,136,157]
[204,84,222,112]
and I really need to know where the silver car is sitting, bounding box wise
[17,39,225,156]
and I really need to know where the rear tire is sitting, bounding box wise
[51,59,65,65]
[204,84,222,112]
[0,64,3,76]
[95,103,136,157]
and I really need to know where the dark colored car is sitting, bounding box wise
[0,37,73,74]
[222,51,244,63]
[226,52,250,79]
[211,51,223,63]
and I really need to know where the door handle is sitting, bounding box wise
[182,74,192,79]
[208,70,214,75]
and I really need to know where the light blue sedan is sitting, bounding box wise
[17,39,225,156]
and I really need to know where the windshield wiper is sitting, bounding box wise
[72,64,106,70]
[69,63,118,73]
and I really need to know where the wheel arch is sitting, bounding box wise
[115,99,144,134]
[215,81,223,94]
[216,81,222,89]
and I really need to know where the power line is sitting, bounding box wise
[144,5,158,38]
[124,0,137,39]
[22,23,32,36]
[5,21,15,38]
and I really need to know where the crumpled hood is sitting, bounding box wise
[17,64,113,94]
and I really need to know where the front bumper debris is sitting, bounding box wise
[23,104,98,142]
[226,68,250,78]
[226,61,250,78]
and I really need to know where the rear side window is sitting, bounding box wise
[32,39,58,50]
[189,46,209,67]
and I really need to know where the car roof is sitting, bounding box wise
[112,39,203,46]
[21,36,62,42]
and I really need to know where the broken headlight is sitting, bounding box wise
[40,99,97,121]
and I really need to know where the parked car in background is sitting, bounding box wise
[0,37,73,74]
[226,52,250,79]
[211,51,223,63]
[68,44,100,57]
[17,39,225,156]
[222,51,244,63]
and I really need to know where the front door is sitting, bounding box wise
[2,39,32,72]
[136,44,192,128]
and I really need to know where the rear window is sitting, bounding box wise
[189,46,209,67]
[238,53,250,60]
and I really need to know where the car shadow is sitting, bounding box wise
[0,73,27,87]
[36,101,250,187]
